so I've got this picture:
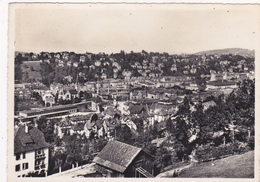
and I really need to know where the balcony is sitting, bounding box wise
[35,153,45,159]
[34,164,46,171]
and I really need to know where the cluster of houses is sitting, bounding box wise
[48,99,179,141]
[14,62,254,178]
[15,69,254,110]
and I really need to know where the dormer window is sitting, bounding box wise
[16,153,20,160]
[23,152,26,159]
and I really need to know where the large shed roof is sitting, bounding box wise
[93,140,142,173]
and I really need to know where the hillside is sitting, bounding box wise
[179,151,254,178]
[195,48,254,57]
[21,61,42,81]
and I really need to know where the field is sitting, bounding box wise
[179,151,254,178]
[21,61,42,81]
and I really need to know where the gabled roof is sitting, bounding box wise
[93,140,142,173]
[129,104,146,115]
[68,89,78,94]
[14,125,50,154]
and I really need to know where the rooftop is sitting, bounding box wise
[93,140,142,173]
[14,125,50,154]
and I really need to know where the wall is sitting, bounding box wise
[14,150,35,177]
[14,147,49,177]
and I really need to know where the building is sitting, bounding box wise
[14,125,50,177]
[93,140,154,177]
[18,104,79,120]
[42,92,55,107]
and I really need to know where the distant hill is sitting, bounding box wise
[195,48,254,57]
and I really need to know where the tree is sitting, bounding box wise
[15,53,24,83]
[115,125,133,144]
[37,117,55,143]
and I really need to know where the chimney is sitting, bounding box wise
[25,124,28,133]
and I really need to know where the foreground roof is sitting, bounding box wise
[93,140,142,173]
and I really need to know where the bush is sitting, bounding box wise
[195,142,251,162]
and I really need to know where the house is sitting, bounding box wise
[15,89,32,100]
[14,125,50,177]
[70,123,85,136]
[149,103,177,123]
[154,120,169,137]
[42,92,55,107]
[93,140,154,177]
[64,89,79,100]
[55,118,72,138]
[129,104,148,118]
[91,97,104,112]
[202,100,216,111]
[130,89,147,100]
[58,89,66,100]
[110,88,130,101]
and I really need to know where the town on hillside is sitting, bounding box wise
[14,50,255,178]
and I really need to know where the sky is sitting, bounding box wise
[14,4,259,54]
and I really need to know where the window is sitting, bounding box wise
[16,153,20,160]
[22,163,28,170]
[36,149,44,155]
[15,164,20,172]
[22,152,26,159]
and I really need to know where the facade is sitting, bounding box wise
[14,125,50,177]
[42,92,55,107]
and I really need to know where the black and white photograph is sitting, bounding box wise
[7,3,259,180]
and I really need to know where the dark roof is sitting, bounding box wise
[19,104,77,116]
[14,125,50,154]
[68,89,78,94]
[93,140,142,173]
[129,105,146,115]
[207,81,237,86]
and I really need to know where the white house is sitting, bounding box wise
[42,92,55,107]
[14,125,50,177]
